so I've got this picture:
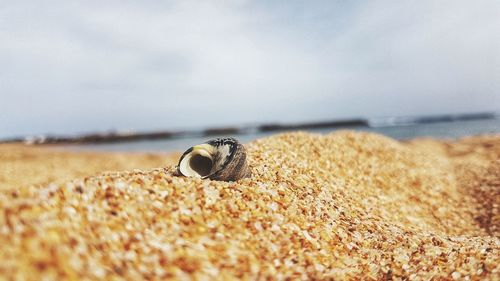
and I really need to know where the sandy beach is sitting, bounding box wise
[0,131,498,280]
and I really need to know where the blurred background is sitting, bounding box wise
[0,0,499,150]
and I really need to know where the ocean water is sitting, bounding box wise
[67,119,500,152]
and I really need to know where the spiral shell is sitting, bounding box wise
[176,137,251,181]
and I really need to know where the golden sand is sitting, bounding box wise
[0,144,179,190]
[0,132,498,280]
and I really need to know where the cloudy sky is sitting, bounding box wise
[1,0,499,138]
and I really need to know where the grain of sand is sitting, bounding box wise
[0,131,498,280]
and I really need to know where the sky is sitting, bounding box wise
[0,0,499,138]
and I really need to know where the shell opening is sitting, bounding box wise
[178,146,215,178]
[189,154,213,177]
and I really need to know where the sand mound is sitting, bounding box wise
[0,132,498,280]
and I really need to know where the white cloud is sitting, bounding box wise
[0,0,499,137]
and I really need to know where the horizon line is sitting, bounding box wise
[2,111,499,145]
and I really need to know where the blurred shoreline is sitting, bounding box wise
[2,112,498,146]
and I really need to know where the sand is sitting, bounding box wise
[0,144,179,190]
[0,131,498,280]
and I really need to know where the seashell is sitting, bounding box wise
[176,137,251,181]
